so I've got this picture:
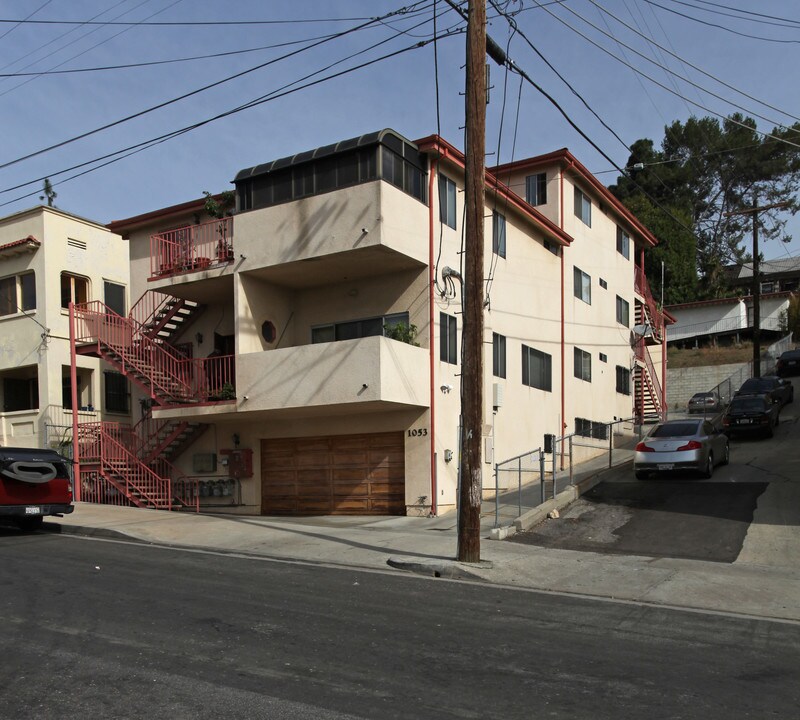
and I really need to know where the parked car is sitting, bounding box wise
[722,395,780,439]
[735,376,792,407]
[0,447,73,530]
[634,419,729,480]
[687,391,722,414]
[776,349,800,378]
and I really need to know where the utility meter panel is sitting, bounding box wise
[220,448,253,479]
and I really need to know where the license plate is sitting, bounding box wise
[24,506,41,515]
[657,463,674,471]
[739,419,750,425]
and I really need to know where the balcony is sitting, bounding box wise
[150,217,234,280]
[233,336,429,417]
[233,181,428,287]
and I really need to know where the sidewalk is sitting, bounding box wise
[45,446,800,624]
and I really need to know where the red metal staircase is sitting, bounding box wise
[633,267,666,423]
[71,295,233,510]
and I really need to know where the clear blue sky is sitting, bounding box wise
[0,0,798,261]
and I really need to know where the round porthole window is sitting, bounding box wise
[261,320,276,344]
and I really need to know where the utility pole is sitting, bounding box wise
[726,198,789,377]
[457,0,486,564]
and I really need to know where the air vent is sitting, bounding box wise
[67,238,86,250]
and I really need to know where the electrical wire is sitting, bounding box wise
[587,0,800,126]
[0,0,53,42]
[529,0,800,150]
[643,0,800,44]
[0,26,466,207]
[0,0,185,99]
[661,0,800,30]
[0,2,433,174]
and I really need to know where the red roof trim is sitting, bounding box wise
[492,148,659,248]
[107,194,222,234]
[415,134,573,247]
[0,235,40,252]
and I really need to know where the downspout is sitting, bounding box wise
[661,325,667,420]
[69,302,80,501]
[428,159,438,516]
[559,165,566,462]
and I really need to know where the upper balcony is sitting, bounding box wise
[634,265,666,343]
[149,216,234,280]
[233,181,429,287]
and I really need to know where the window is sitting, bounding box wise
[493,333,506,378]
[522,345,552,391]
[311,312,409,344]
[3,376,38,411]
[60,272,88,309]
[575,417,607,440]
[525,172,547,206]
[599,352,608,363]
[492,211,506,258]
[616,366,631,395]
[543,239,559,255]
[574,347,592,382]
[440,312,457,364]
[0,273,36,316]
[439,175,457,229]
[104,371,130,414]
[599,278,608,289]
[104,281,126,317]
[574,187,592,226]
[616,226,630,259]
[574,267,591,305]
[616,296,630,327]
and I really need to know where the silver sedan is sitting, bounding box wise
[634,419,729,480]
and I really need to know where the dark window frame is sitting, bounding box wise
[439,174,457,230]
[574,266,591,305]
[525,172,547,206]
[493,333,506,378]
[574,346,592,382]
[522,345,552,392]
[492,211,506,258]
[104,371,130,414]
[616,365,631,395]
[616,295,630,327]
[440,312,458,364]
[616,226,630,259]
[574,186,592,227]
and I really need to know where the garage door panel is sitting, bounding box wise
[261,432,406,516]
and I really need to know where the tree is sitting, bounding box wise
[40,178,57,207]
[610,115,800,301]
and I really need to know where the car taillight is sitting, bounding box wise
[722,417,730,426]
[635,442,654,452]
[760,416,769,424]
[676,440,702,451]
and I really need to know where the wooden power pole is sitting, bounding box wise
[726,198,790,378]
[457,0,486,564]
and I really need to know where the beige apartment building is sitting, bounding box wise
[0,205,131,451]
[73,129,667,517]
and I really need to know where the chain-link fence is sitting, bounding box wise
[491,417,640,527]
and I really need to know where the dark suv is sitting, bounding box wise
[776,349,800,378]
[0,447,73,530]
[735,376,793,407]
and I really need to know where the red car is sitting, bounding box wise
[0,448,73,530]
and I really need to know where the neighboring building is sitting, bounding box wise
[76,130,668,517]
[0,205,130,451]
[666,292,791,346]
[725,256,800,295]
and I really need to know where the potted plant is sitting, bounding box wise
[203,190,235,262]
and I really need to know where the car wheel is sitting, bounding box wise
[703,452,714,479]
[14,516,43,531]
[720,441,730,466]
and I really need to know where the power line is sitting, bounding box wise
[0,0,53,42]
[662,0,800,29]
[529,1,800,150]
[0,34,347,77]
[643,0,800,44]
[0,3,432,174]
[0,26,465,206]
[586,0,800,126]
[0,16,379,27]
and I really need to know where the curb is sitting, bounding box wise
[44,521,132,542]
[386,556,491,580]
[489,457,635,538]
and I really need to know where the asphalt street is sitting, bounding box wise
[511,380,799,563]
[2,532,799,719]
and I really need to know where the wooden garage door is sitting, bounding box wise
[260,432,405,515]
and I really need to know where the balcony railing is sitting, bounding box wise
[150,216,234,278]
[634,266,665,340]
